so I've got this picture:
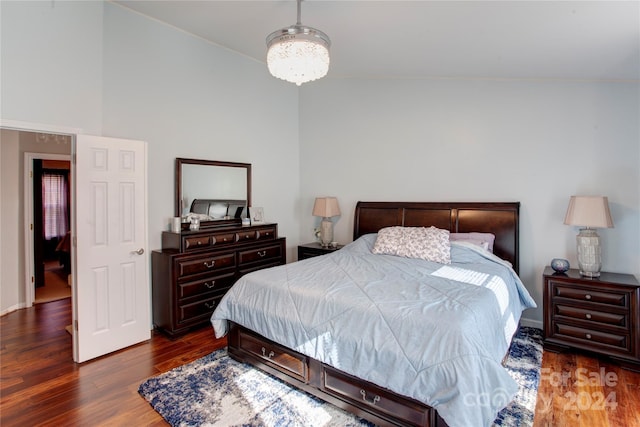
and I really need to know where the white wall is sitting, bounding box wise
[100,3,300,256]
[299,78,640,327]
[0,131,20,314]
[0,1,104,134]
[0,1,300,313]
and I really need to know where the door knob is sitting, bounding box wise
[131,248,144,255]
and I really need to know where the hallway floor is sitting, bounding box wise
[35,260,71,304]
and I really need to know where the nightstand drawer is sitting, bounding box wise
[554,304,627,328]
[552,284,628,308]
[552,323,630,354]
[544,267,640,369]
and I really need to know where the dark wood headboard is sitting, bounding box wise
[353,201,520,274]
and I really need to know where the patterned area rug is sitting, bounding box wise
[139,327,543,427]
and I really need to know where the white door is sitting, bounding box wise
[73,135,150,363]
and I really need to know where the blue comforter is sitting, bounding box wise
[211,234,536,427]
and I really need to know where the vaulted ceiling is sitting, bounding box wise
[114,1,639,81]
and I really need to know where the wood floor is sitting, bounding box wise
[1,299,639,427]
[35,261,71,304]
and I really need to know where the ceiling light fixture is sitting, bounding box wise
[266,0,330,86]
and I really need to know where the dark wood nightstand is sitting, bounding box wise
[297,242,344,260]
[543,266,640,371]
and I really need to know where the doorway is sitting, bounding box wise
[3,124,150,363]
[33,158,72,304]
[24,147,72,307]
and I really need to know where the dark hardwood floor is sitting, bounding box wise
[1,298,639,426]
[0,298,226,426]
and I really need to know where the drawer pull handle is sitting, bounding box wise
[585,313,592,320]
[360,390,381,405]
[585,333,592,340]
[204,302,216,309]
[203,261,216,268]
[197,241,202,245]
[585,294,592,300]
[261,347,275,359]
[205,281,216,289]
[257,250,267,257]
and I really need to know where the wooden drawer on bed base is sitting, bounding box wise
[232,327,309,382]
[321,365,434,427]
[227,322,446,427]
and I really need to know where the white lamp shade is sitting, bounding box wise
[313,197,341,218]
[564,196,614,228]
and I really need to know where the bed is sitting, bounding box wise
[211,201,536,427]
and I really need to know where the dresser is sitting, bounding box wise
[152,223,286,337]
[543,267,640,371]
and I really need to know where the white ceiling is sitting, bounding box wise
[113,1,640,81]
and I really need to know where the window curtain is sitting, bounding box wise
[42,172,68,240]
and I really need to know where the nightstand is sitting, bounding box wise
[297,242,344,260]
[543,266,640,371]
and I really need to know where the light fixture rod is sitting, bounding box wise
[297,0,302,25]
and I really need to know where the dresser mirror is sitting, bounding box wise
[175,158,251,227]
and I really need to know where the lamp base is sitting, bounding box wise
[576,228,602,278]
[319,217,333,247]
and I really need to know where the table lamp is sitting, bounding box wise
[313,197,341,247]
[563,196,614,277]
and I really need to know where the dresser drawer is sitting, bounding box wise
[183,235,212,250]
[236,230,258,242]
[176,252,236,278]
[256,227,277,240]
[211,232,236,246]
[554,304,628,328]
[322,365,431,427]
[238,243,283,267]
[551,322,631,355]
[552,283,629,308]
[178,272,236,300]
[237,329,308,382]
[177,294,222,325]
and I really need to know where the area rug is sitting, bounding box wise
[139,326,543,426]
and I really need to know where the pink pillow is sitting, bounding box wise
[450,232,495,252]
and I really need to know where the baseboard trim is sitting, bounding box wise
[520,317,543,330]
[1,302,28,317]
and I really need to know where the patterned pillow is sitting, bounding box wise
[371,226,405,255]
[372,226,451,264]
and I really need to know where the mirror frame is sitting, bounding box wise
[175,158,252,225]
